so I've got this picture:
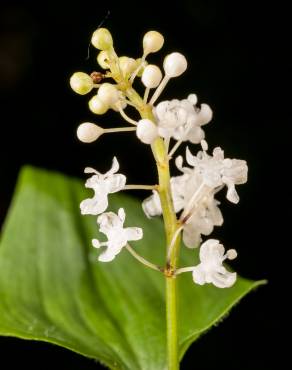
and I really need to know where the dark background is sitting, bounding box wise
[0,0,287,369]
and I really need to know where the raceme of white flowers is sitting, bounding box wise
[70,28,248,288]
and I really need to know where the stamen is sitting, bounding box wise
[180,182,209,221]
[201,139,208,151]
[168,139,183,158]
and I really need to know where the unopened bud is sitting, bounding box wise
[142,65,162,88]
[98,83,119,105]
[70,72,93,95]
[163,52,187,78]
[88,95,109,114]
[136,119,158,144]
[77,122,104,143]
[91,28,113,50]
[143,31,164,55]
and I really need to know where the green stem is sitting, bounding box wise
[111,67,181,369]
[166,276,179,370]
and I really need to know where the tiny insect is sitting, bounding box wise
[90,71,105,84]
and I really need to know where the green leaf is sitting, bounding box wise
[0,166,265,369]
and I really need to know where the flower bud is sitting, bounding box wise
[119,56,137,76]
[77,122,104,143]
[143,31,164,55]
[97,51,110,69]
[98,83,119,105]
[136,119,158,144]
[88,95,109,114]
[163,52,187,78]
[91,28,113,50]
[141,65,162,88]
[70,72,93,95]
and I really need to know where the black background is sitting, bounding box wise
[0,0,287,369]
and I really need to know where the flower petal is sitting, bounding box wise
[104,174,126,193]
[192,265,206,285]
[80,194,108,215]
[125,227,143,241]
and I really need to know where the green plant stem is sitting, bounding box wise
[114,72,181,369]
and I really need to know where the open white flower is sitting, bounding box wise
[92,208,143,262]
[80,157,126,215]
[154,95,212,144]
[185,146,248,203]
[183,194,223,248]
[192,239,237,288]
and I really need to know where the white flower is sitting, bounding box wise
[192,239,237,288]
[154,95,212,144]
[80,157,126,215]
[92,208,143,262]
[183,193,223,248]
[185,145,248,203]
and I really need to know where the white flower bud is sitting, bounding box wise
[136,119,158,144]
[141,65,162,88]
[143,31,164,55]
[119,56,137,76]
[91,28,113,50]
[163,52,187,78]
[88,95,109,114]
[97,51,110,69]
[70,72,93,95]
[77,122,104,143]
[98,83,119,105]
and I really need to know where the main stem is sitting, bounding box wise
[117,75,180,369]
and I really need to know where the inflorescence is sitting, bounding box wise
[70,28,248,288]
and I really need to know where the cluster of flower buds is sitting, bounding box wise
[70,28,248,288]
